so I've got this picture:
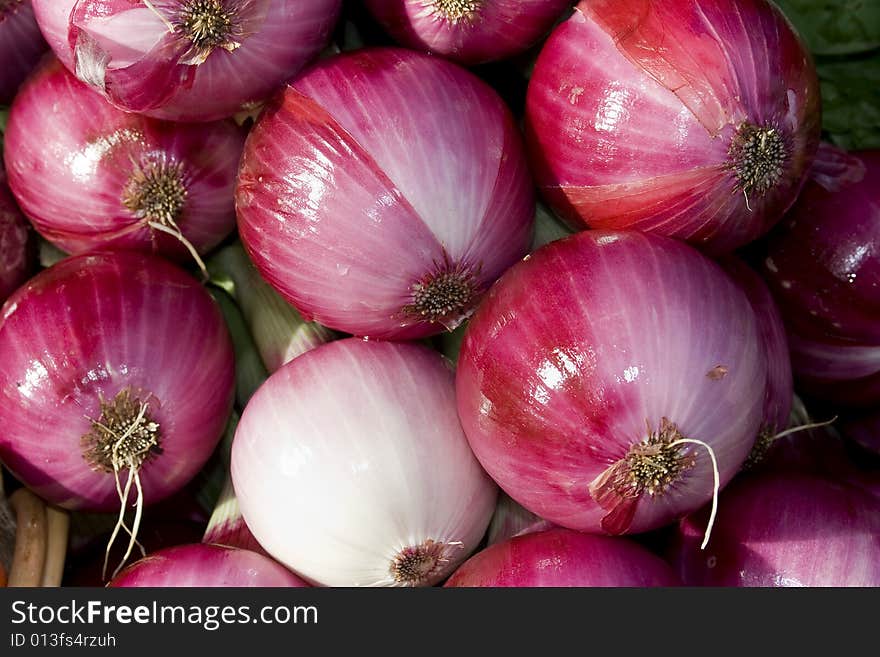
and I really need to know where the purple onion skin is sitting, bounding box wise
[0,168,35,303]
[236,47,534,340]
[456,230,766,535]
[446,527,680,587]
[0,0,48,104]
[0,251,234,511]
[720,257,793,441]
[668,472,880,586]
[363,0,572,66]
[109,544,308,588]
[525,0,820,255]
[4,57,245,261]
[762,149,880,408]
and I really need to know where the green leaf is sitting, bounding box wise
[775,0,880,55]
[818,55,880,150]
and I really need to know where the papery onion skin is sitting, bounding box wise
[446,527,680,587]
[109,544,307,588]
[668,472,880,587]
[0,0,48,104]
[0,168,35,303]
[363,0,572,65]
[4,57,244,261]
[525,0,821,254]
[0,251,234,511]
[486,492,555,546]
[456,230,766,535]
[31,0,341,122]
[761,148,880,408]
[236,47,534,340]
[232,338,497,587]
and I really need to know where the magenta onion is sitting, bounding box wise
[232,338,497,587]
[668,472,880,586]
[363,0,571,65]
[718,257,793,468]
[524,0,821,254]
[0,251,234,511]
[0,0,48,104]
[236,47,534,340]
[456,230,766,536]
[0,167,35,303]
[109,544,307,587]
[446,527,680,587]
[761,148,880,408]
[4,57,245,263]
[31,0,341,122]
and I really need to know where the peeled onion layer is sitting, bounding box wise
[0,251,234,511]
[3,57,244,262]
[446,527,680,587]
[236,47,534,340]
[363,0,572,65]
[669,472,880,586]
[109,544,307,587]
[525,0,821,254]
[456,230,766,536]
[231,338,498,587]
[35,0,342,121]
[0,0,48,104]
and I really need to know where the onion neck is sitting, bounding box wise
[174,0,242,63]
[402,258,480,330]
[432,0,483,23]
[390,539,461,586]
[122,156,187,227]
[81,388,162,474]
[727,123,789,203]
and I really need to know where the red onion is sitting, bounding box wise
[761,148,880,408]
[718,257,793,468]
[363,0,572,65]
[4,57,245,265]
[232,338,498,587]
[668,472,880,586]
[525,0,821,254]
[446,527,680,587]
[109,544,307,587]
[0,167,35,303]
[236,47,534,340]
[31,0,341,122]
[456,230,766,537]
[0,251,234,513]
[0,0,48,104]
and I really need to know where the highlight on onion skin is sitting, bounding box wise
[668,472,880,587]
[363,0,573,66]
[0,168,35,303]
[109,544,308,587]
[31,0,342,122]
[761,148,880,409]
[3,57,245,263]
[236,47,535,340]
[446,527,681,587]
[0,0,48,104]
[231,338,498,587]
[0,251,235,512]
[525,0,821,254]
[455,230,766,536]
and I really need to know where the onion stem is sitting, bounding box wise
[147,220,209,281]
[8,488,47,587]
[39,506,70,587]
[769,417,838,443]
[669,438,719,550]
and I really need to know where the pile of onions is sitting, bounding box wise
[236,47,534,340]
[231,338,497,587]
[718,257,793,468]
[456,230,766,536]
[0,0,47,104]
[761,148,880,408]
[525,0,821,254]
[31,0,342,121]
[4,58,245,264]
[363,0,572,65]
[0,251,233,515]
[668,472,880,586]
[446,527,680,587]
[0,167,34,303]
[110,544,307,587]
